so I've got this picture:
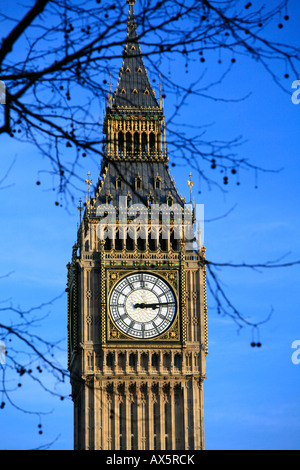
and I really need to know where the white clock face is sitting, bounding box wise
[109,272,176,339]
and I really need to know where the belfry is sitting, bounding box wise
[67,0,207,451]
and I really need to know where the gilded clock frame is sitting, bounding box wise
[104,267,184,346]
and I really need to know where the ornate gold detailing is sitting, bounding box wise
[105,268,181,345]
[104,113,167,162]
[86,289,92,299]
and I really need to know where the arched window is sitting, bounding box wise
[167,195,173,207]
[104,236,112,251]
[106,194,113,205]
[137,237,146,251]
[174,353,181,368]
[149,132,155,153]
[147,193,154,208]
[163,352,171,369]
[126,236,134,251]
[126,131,132,154]
[154,175,161,190]
[141,352,148,370]
[171,231,180,251]
[160,234,168,252]
[116,177,122,189]
[129,353,136,367]
[106,352,114,367]
[141,132,147,154]
[127,193,132,207]
[135,175,142,190]
[134,132,139,153]
[118,132,124,155]
[152,353,159,367]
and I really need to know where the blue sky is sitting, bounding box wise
[0,0,300,450]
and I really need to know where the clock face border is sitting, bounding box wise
[106,269,181,344]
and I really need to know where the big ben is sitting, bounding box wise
[67,0,208,451]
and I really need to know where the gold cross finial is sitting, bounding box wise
[187,172,194,203]
[85,171,92,205]
[85,171,92,195]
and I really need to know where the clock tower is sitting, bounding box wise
[67,0,208,451]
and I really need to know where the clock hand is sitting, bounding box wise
[133,302,174,310]
[133,303,154,309]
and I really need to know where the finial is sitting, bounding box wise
[187,172,194,203]
[77,198,83,223]
[85,171,92,202]
[127,0,136,14]
[108,73,112,108]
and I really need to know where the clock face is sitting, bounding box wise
[109,272,176,339]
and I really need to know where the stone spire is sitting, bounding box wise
[110,0,161,113]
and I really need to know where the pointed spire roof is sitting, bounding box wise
[111,0,162,114]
